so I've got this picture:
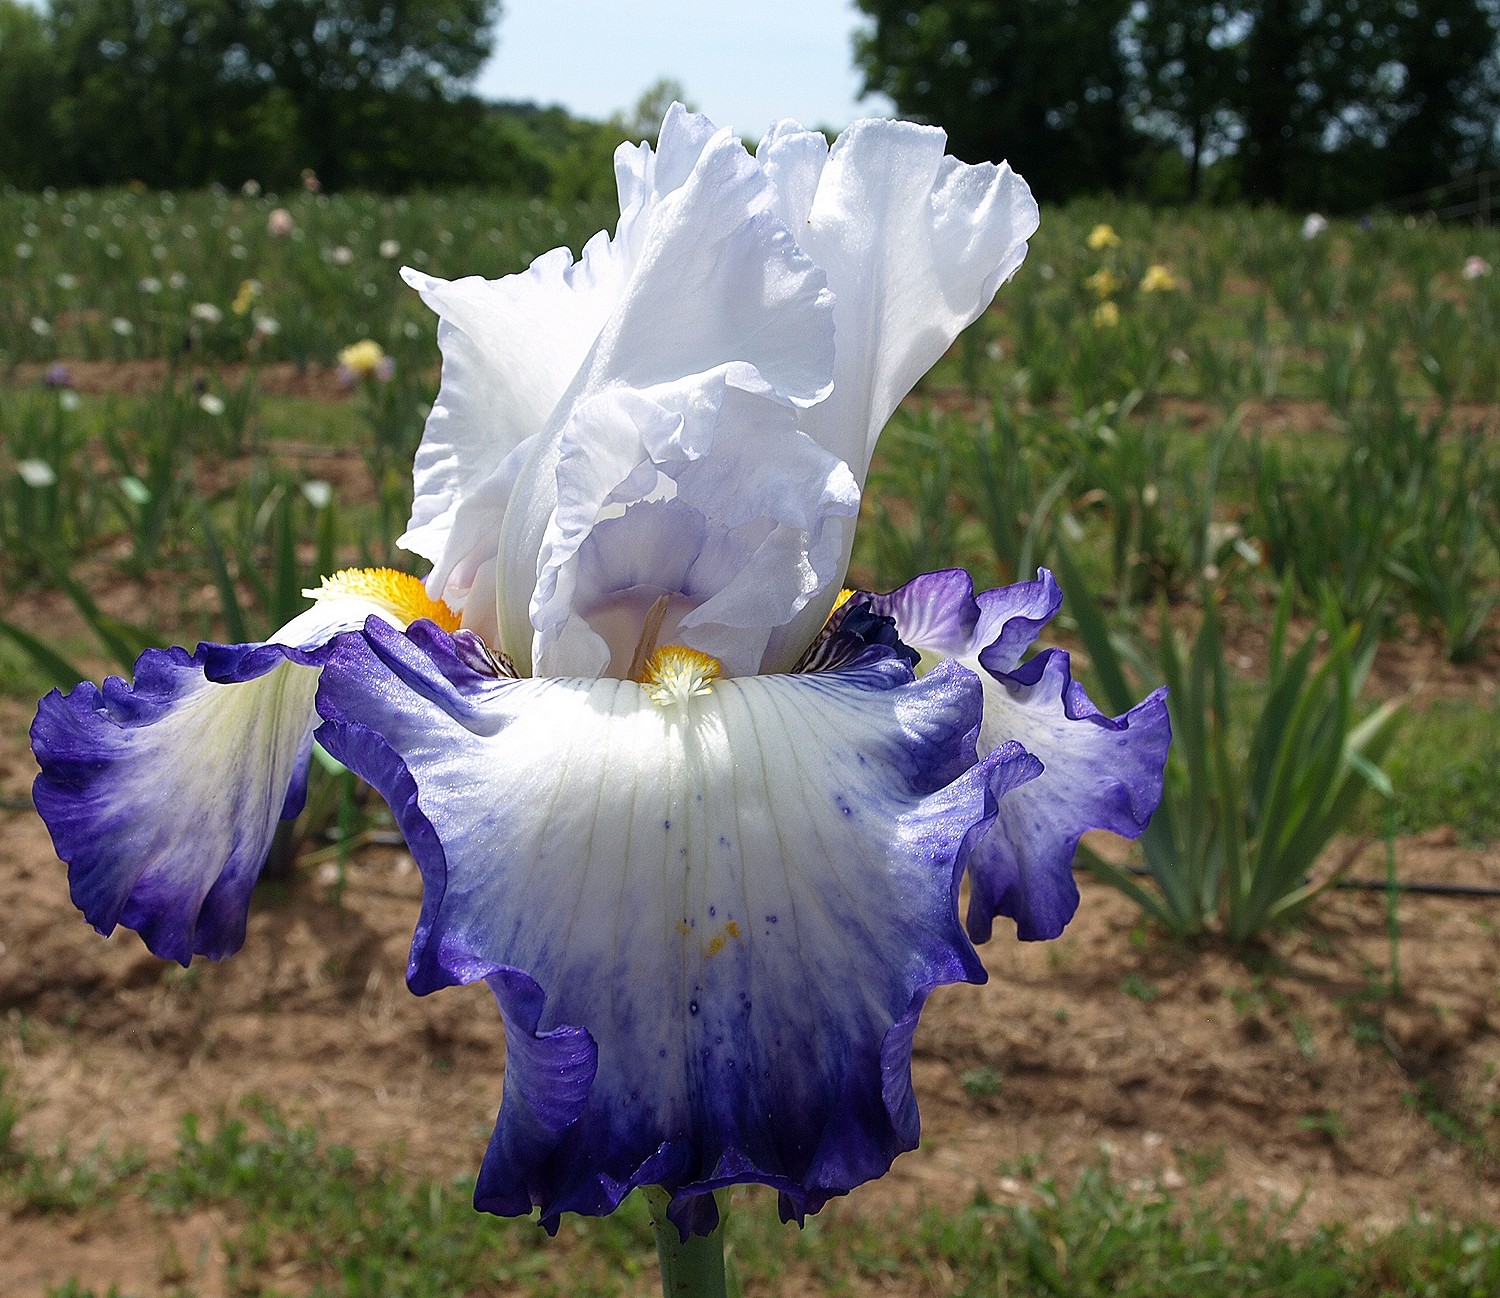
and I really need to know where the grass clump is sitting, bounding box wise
[1357,694,1500,845]
[4,1094,1499,1297]
[898,1167,1500,1297]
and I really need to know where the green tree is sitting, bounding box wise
[1232,0,1391,204]
[1374,0,1500,199]
[1229,0,1499,207]
[0,0,62,187]
[233,0,500,187]
[46,0,251,186]
[1124,2,1244,199]
[37,0,501,189]
[853,0,1141,200]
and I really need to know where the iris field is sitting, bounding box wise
[3,185,1499,1294]
[5,188,1500,859]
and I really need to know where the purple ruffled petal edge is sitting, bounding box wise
[861,566,1064,671]
[31,639,328,964]
[316,618,1036,1235]
[968,649,1171,942]
[858,567,1170,943]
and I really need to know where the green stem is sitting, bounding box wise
[644,1186,727,1298]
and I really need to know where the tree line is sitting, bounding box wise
[0,0,631,195]
[855,0,1500,209]
[4,0,1497,209]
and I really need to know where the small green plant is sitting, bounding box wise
[1404,1081,1500,1164]
[1,392,102,588]
[1066,554,1403,941]
[10,1099,1500,1296]
[44,1284,143,1298]
[862,414,964,585]
[1386,421,1499,663]
[1296,1109,1347,1141]
[1173,1144,1226,1187]
[0,547,157,691]
[961,402,1069,586]
[960,1067,1004,1100]
[0,1067,23,1172]
[1290,1015,1318,1061]
[1120,972,1161,1003]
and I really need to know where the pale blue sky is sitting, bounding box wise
[476,1,894,139]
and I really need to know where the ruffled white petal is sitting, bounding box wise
[761,118,1038,482]
[315,621,1000,1225]
[495,126,839,668]
[758,119,1039,666]
[530,372,859,677]
[400,236,626,584]
[403,105,1034,674]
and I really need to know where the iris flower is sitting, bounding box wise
[31,107,1168,1239]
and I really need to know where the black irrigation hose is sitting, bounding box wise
[3,794,1498,899]
[1328,877,1500,899]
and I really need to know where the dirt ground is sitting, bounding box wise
[9,359,359,403]
[2,376,1498,1294]
[2,683,1498,1295]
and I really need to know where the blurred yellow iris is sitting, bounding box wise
[1087,223,1121,251]
[338,339,387,377]
[1140,264,1178,293]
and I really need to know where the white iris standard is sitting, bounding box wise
[399,105,1036,677]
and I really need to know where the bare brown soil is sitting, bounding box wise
[2,367,1498,1294]
[2,691,1498,1295]
[9,359,356,402]
[18,361,1495,438]
[914,385,1500,442]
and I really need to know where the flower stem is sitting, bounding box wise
[644,1186,727,1298]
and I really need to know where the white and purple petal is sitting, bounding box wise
[867,568,1170,941]
[316,618,1037,1232]
[966,648,1169,941]
[31,641,324,964]
[29,583,452,964]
